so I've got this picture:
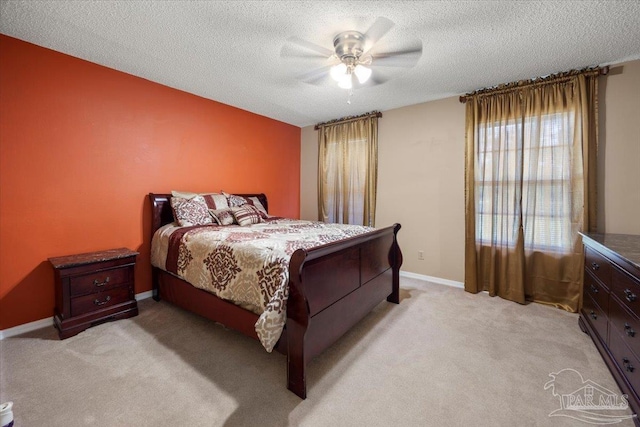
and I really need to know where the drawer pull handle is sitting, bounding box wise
[590,310,597,320]
[591,262,600,271]
[93,296,111,306]
[625,323,636,338]
[624,289,637,302]
[622,357,635,372]
[590,284,598,294]
[93,277,110,287]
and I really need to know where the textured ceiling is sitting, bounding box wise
[1,1,640,127]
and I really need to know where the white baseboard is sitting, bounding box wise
[0,317,53,340]
[135,290,153,301]
[0,290,155,340]
[400,270,464,289]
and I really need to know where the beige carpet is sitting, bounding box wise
[0,278,635,426]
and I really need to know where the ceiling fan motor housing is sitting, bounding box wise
[333,31,366,64]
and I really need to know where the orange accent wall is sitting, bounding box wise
[0,35,301,330]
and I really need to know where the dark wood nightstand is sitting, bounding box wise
[50,248,139,339]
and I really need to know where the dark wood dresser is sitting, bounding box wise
[50,248,139,339]
[580,233,640,422]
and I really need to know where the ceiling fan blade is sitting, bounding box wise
[286,36,334,58]
[359,73,388,88]
[370,75,388,85]
[363,17,395,50]
[296,64,332,84]
[372,47,423,68]
[304,72,332,86]
[281,43,327,60]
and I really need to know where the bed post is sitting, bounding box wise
[286,249,311,399]
[387,223,403,304]
[152,267,161,301]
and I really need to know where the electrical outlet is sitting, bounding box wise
[418,250,424,260]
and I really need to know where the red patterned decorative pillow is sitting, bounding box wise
[210,208,235,226]
[232,204,263,226]
[171,196,213,227]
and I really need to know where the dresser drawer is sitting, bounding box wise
[609,327,640,395]
[610,298,640,360]
[585,246,612,288]
[584,270,609,314]
[69,266,132,297]
[611,266,640,315]
[71,286,132,317]
[582,292,608,342]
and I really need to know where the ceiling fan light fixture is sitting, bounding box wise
[330,63,348,82]
[354,64,372,84]
[283,17,424,98]
[338,69,353,89]
[331,31,374,89]
[337,74,353,89]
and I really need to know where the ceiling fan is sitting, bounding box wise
[281,17,423,91]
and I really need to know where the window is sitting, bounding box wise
[323,137,367,225]
[464,68,600,311]
[317,115,379,226]
[475,111,577,253]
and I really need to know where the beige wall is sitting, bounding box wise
[599,60,640,234]
[300,59,640,283]
[300,97,466,282]
[375,98,465,281]
[300,125,319,221]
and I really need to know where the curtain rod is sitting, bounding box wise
[459,66,609,103]
[314,111,382,130]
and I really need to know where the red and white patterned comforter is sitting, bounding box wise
[150,218,374,352]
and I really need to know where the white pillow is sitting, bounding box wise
[171,190,198,200]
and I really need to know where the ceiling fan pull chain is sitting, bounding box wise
[347,89,354,104]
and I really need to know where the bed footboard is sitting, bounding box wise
[286,223,402,398]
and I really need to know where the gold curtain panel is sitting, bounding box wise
[464,66,603,312]
[316,113,379,226]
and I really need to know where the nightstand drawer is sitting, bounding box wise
[69,266,131,297]
[71,286,132,317]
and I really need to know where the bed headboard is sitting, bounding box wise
[148,192,269,237]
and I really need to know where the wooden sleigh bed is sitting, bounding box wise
[149,192,403,399]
